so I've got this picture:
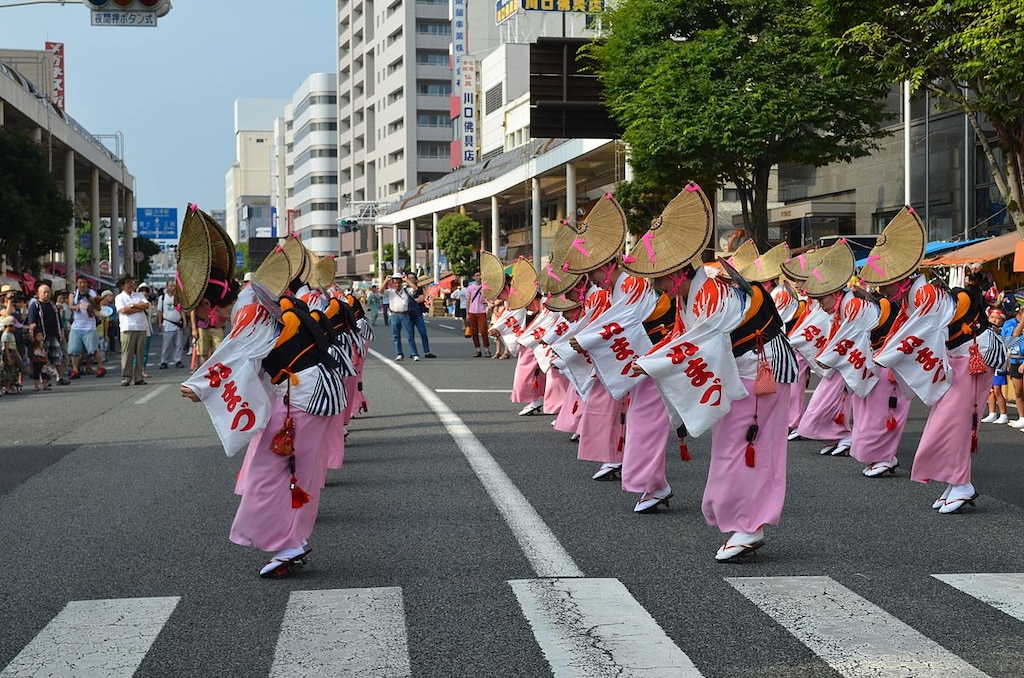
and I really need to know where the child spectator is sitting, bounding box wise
[1,315,22,394]
[30,329,52,391]
[981,307,1009,424]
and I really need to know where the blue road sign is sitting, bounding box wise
[136,207,178,240]
[236,251,244,268]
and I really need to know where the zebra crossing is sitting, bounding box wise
[3,573,1023,677]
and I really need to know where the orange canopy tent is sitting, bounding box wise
[922,231,1023,269]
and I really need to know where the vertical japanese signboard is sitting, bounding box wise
[461,57,477,166]
[44,42,64,111]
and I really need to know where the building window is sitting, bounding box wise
[418,113,448,127]
[416,82,451,96]
[416,22,451,35]
[416,51,448,65]
[417,143,448,158]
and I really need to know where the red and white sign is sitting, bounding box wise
[45,42,65,111]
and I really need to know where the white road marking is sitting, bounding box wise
[371,348,582,577]
[727,576,991,677]
[436,389,512,393]
[269,588,411,678]
[0,596,179,678]
[134,384,169,405]
[510,578,705,678]
[933,573,1024,622]
[437,323,456,329]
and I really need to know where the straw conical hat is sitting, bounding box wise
[538,243,581,296]
[802,241,856,297]
[198,207,235,281]
[738,242,790,283]
[480,251,507,300]
[305,251,321,287]
[507,258,539,310]
[544,291,582,312]
[620,183,714,278]
[561,193,627,274]
[781,249,817,282]
[314,255,336,290]
[857,206,927,286]
[282,235,310,286]
[251,246,293,299]
[726,239,758,272]
[175,205,214,311]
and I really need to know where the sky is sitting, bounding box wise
[0,0,336,217]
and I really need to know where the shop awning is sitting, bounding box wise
[922,232,1023,267]
[425,274,458,298]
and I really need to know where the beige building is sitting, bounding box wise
[225,98,288,244]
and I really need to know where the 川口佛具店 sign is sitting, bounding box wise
[520,0,604,11]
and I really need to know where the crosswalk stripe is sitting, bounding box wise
[268,588,411,678]
[933,573,1024,623]
[0,596,179,678]
[509,578,705,677]
[727,576,990,678]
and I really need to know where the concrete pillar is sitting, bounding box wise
[565,163,577,225]
[0,101,5,126]
[531,177,542,272]
[376,225,384,284]
[63,150,75,286]
[125,192,135,276]
[432,212,439,283]
[31,127,41,143]
[392,222,399,274]
[90,169,101,273]
[408,219,417,275]
[110,184,120,278]
[490,195,500,254]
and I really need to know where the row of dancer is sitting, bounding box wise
[175,206,372,578]
[482,187,1011,562]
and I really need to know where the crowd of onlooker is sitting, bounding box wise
[0,276,192,396]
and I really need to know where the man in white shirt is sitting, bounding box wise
[67,277,107,379]
[115,273,150,386]
[157,279,186,369]
[382,272,419,361]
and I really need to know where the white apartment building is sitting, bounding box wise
[225,98,289,244]
[276,73,340,257]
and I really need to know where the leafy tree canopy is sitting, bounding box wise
[0,129,74,275]
[436,213,482,277]
[817,0,1024,237]
[587,0,893,248]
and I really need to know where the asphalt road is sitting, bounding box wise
[1,316,1023,677]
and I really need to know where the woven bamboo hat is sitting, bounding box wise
[561,193,628,274]
[781,249,817,282]
[857,206,927,286]
[251,246,293,299]
[314,255,336,290]
[304,251,321,287]
[619,183,714,278]
[543,291,582,312]
[738,242,790,283]
[282,235,310,287]
[175,206,214,311]
[727,239,758,273]
[199,208,235,281]
[506,258,539,310]
[480,251,508,301]
[538,244,581,296]
[802,241,856,297]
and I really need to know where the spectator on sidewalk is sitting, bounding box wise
[405,272,436,358]
[115,273,149,386]
[137,282,154,379]
[157,279,186,368]
[1,315,22,394]
[465,269,491,357]
[383,272,418,361]
[67,277,107,379]
[26,283,70,385]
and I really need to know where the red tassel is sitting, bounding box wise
[679,440,691,462]
[833,411,845,426]
[970,430,978,454]
[744,442,755,468]
[617,435,624,452]
[572,401,579,414]
[290,476,311,508]
[886,415,897,431]
[359,401,368,414]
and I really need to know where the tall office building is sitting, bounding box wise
[225,98,288,244]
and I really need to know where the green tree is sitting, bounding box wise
[436,213,482,277]
[134,236,161,282]
[586,0,892,248]
[0,129,74,275]
[381,242,411,275]
[817,0,1024,238]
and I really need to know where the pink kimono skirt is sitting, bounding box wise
[796,371,852,442]
[511,348,546,404]
[553,381,584,434]
[576,379,625,464]
[542,367,568,414]
[621,377,671,494]
[703,381,790,534]
[229,400,331,553]
[910,356,992,486]
[788,355,810,430]
[850,368,910,465]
